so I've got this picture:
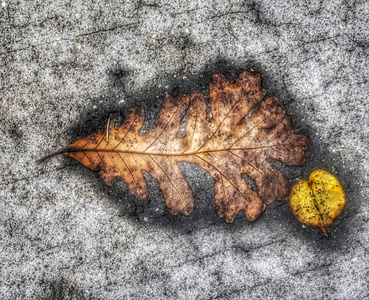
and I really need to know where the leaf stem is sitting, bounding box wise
[35,149,67,165]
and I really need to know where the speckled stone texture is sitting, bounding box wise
[0,1,368,299]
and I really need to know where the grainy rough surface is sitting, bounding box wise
[0,1,368,299]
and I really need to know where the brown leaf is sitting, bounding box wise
[37,71,309,222]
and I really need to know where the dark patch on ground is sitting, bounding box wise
[40,277,91,300]
[51,58,359,247]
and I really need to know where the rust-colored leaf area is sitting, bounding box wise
[38,71,309,222]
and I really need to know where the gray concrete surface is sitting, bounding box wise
[1,0,368,299]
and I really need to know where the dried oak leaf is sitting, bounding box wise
[289,169,346,237]
[38,71,309,222]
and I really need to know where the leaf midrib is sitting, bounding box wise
[64,144,290,157]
